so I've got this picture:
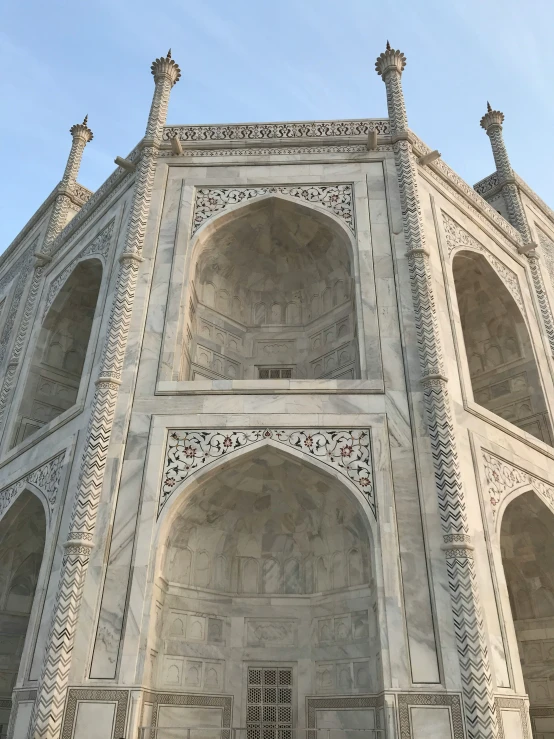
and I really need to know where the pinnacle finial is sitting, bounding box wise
[375,42,406,77]
[151,50,181,85]
[69,114,93,142]
[480,101,504,131]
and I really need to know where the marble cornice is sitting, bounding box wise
[410,130,523,250]
[163,118,391,147]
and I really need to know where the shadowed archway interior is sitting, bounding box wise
[149,448,379,731]
[12,259,102,447]
[0,492,46,732]
[453,250,552,444]
[181,197,359,381]
[501,492,554,735]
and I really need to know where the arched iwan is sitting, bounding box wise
[453,250,552,444]
[500,491,554,730]
[146,443,381,704]
[179,195,360,382]
[0,491,47,729]
[12,259,102,447]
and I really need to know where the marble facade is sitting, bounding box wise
[0,45,553,739]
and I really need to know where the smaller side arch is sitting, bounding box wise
[11,258,103,447]
[452,249,553,444]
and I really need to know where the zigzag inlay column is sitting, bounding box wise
[29,52,180,739]
[0,118,94,435]
[376,43,499,739]
[480,104,554,358]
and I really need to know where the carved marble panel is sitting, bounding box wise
[482,451,554,518]
[0,451,65,524]
[161,429,373,516]
[192,185,355,235]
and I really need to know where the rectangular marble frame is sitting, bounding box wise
[155,164,384,391]
[99,411,411,696]
[60,689,129,739]
[396,693,463,739]
[495,697,531,739]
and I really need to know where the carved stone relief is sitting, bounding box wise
[164,119,390,144]
[162,428,373,516]
[482,450,554,519]
[0,451,65,524]
[192,184,354,235]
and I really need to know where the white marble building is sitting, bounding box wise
[1,44,554,739]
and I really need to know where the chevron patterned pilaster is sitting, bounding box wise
[480,104,554,358]
[377,44,499,739]
[29,52,180,739]
[0,119,94,440]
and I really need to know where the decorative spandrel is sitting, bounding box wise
[192,184,354,235]
[161,428,374,516]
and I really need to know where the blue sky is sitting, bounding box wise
[1,0,553,250]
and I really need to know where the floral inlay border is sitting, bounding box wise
[483,450,554,518]
[191,184,354,235]
[161,428,373,516]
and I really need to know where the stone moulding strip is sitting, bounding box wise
[161,428,374,516]
[60,689,129,739]
[397,693,464,739]
[482,450,554,519]
[191,184,355,235]
[158,144,394,159]
[306,695,384,735]
[143,692,232,734]
[163,119,391,143]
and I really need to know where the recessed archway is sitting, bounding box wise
[148,447,379,731]
[12,259,102,446]
[182,197,359,381]
[453,250,552,444]
[501,491,554,733]
[0,491,46,732]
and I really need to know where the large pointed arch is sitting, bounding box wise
[178,195,360,382]
[0,490,46,730]
[452,249,552,444]
[145,442,382,709]
[500,491,554,733]
[12,258,102,447]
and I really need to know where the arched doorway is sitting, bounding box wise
[182,197,359,381]
[501,491,554,736]
[452,251,552,444]
[0,492,46,733]
[12,258,103,446]
[149,447,379,732]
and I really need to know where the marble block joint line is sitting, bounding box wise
[162,428,374,515]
